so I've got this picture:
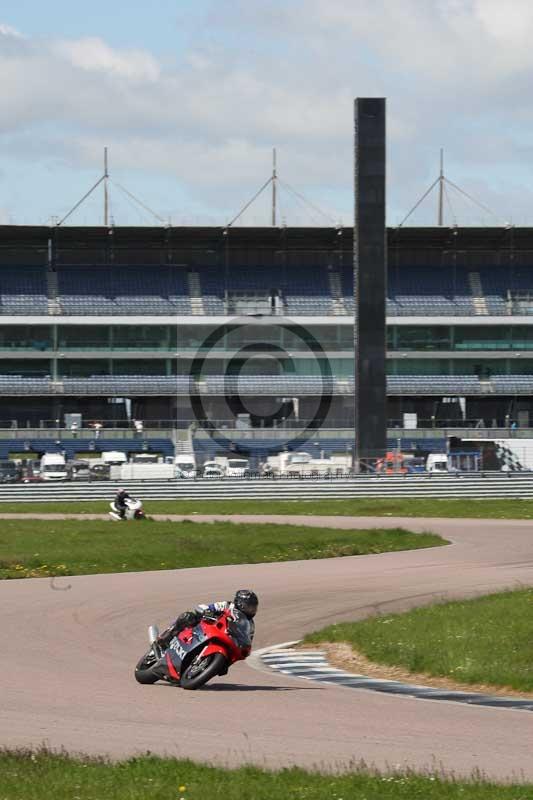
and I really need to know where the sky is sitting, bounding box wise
[1,0,533,227]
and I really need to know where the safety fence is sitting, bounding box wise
[2,473,533,502]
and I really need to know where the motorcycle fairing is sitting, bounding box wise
[199,641,228,658]
[165,651,180,681]
[163,626,207,678]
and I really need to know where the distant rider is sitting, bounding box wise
[156,589,259,649]
[114,488,131,519]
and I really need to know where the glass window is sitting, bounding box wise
[302,326,339,349]
[0,325,52,350]
[58,326,109,350]
[454,326,510,351]
[113,326,168,350]
[508,358,533,374]
[175,326,219,350]
[0,359,51,376]
[393,359,450,375]
[451,359,506,376]
[395,326,451,351]
[226,325,282,350]
[112,359,167,375]
[511,327,533,350]
[58,360,109,377]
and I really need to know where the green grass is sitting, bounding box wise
[0,749,531,799]
[305,589,533,693]
[3,496,533,518]
[0,519,444,579]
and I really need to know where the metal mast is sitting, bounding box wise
[104,147,109,227]
[272,148,277,226]
[438,148,444,226]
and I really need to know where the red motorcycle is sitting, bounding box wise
[134,608,252,690]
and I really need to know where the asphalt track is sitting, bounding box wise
[3,514,533,780]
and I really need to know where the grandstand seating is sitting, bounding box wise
[477,267,533,314]
[0,373,530,396]
[192,435,446,464]
[3,262,533,318]
[343,266,477,316]
[0,267,48,314]
[387,375,484,394]
[60,376,193,395]
[0,437,174,460]
[56,266,191,315]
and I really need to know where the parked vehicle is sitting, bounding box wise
[67,460,91,481]
[263,451,351,478]
[215,457,250,478]
[101,451,128,466]
[23,461,43,483]
[40,453,68,482]
[202,461,225,478]
[112,462,175,481]
[174,454,197,479]
[0,460,21,483]
[109,497,146,521]
[405,456,427,474]
[130,453,160,464]
[426,453,450,474]
[134,607,252,689]
[89,463,110,481]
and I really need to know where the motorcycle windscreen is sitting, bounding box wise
[227,611,252,648]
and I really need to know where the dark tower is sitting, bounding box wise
[353,98,387,466]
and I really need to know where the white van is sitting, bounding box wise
[101,451,128,466]
[426,453,449,473]
[130,453,160,464]
[40,453,68,482]
[214,456,250,477]
[175,454,197,479]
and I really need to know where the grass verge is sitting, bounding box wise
[305,589,533,693]
[0,748,531,800]
[0,519,444,579]
[3,496,533,518]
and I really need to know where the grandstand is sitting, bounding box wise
[1,223,533,461]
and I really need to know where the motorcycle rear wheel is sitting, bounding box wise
[180,652,228,690]
[134,650,160,684]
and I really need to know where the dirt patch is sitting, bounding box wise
[298,641,533,699]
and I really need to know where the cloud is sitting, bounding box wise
[54,37,160,82]
[1,3,533,225]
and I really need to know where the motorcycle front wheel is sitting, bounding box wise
[134,650,161,684]
[180,652,228,690]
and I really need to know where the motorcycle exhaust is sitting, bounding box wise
[148,625,162,658]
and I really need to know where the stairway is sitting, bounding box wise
[187,271,204,315]
[46,269,62,315]
[174,427,194,455]
[328,271,346,315]
[468,272,488,316]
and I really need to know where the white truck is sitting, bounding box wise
[174,454,197,479]
[40,452,69,482]
[214,456,250,477]
[130,453,161,464]
[101,451,128,466]
[111,462,176,481]
[426,453,449,474]
[263,451,351,478]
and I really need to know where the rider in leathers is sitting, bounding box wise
[156,589,258,649]
[114,488,131,519]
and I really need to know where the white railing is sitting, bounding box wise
[2,473,533,502]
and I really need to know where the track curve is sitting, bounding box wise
[2,515,533,780]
